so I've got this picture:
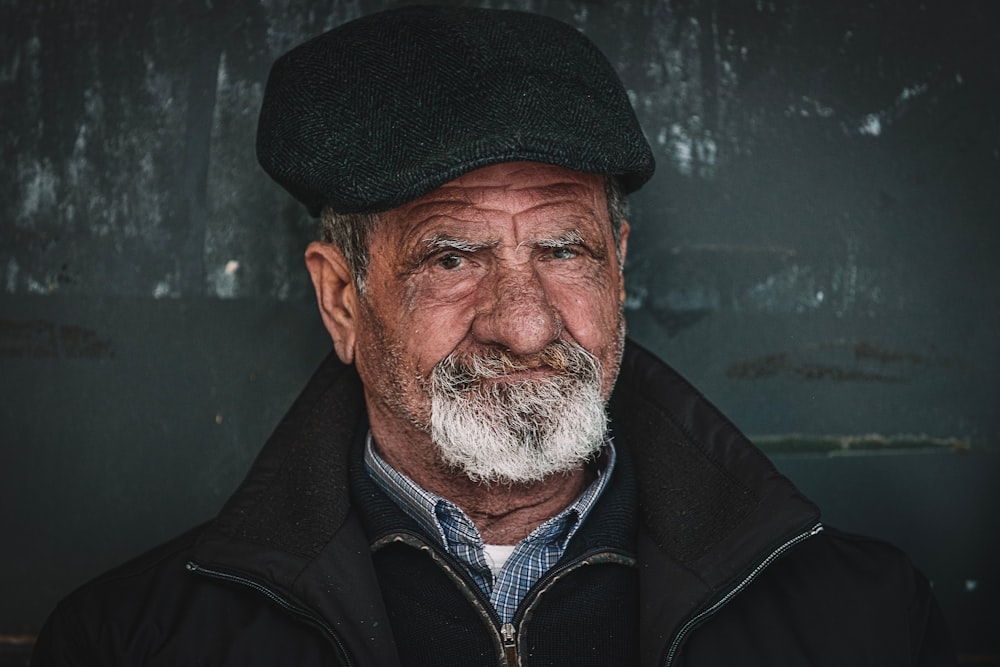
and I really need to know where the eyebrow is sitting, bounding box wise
[422,231,587,253]
[526,230,585,249]
[421,234,499,253]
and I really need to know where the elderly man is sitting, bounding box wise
[34,6,953,666]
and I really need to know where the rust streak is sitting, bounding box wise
[727,339,960,383]
[0,319,113,359]
[669,242,799,258]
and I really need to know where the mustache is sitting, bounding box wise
[433,341,601,393]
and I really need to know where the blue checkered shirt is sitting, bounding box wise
[364,434,615,624]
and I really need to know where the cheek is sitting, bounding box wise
[550,279,625,398]
[403,263,489,318]
[398,281,481,371]
[353,305,403,383]
[549,277,622,347]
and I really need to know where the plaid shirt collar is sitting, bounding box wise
[364,432,616,622]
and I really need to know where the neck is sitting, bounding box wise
[372,429,594,545]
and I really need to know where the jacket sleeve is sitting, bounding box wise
[909,567,957,667]
[31,600,101,667]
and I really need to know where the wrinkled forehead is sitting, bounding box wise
[411,163,605,209]
[377,162,610,236]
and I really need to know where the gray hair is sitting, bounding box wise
[319,176,629,294]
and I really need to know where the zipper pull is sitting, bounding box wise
[501,622,519,666]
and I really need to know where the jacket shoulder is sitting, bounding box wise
[32,525,205,665]
[780,526,934,606]
[681,526,956,666]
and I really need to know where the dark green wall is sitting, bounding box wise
[2,0,998,663]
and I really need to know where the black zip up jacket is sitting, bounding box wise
[32,340,955,666]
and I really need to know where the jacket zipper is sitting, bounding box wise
[501,622,519,665]
[185,561,354,667]
[375,531,634,667]
[504,548,638,666]
[662,522,824,666]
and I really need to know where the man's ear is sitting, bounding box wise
[616,220,630,305]
[305,242,359,365]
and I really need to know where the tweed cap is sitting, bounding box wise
[257,5,655,215]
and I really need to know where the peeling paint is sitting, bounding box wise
[858,114,882,136]
[5,258,19,293]
[152,280,174,299]
[635,237,891,323]
[745,264,826,313]
[209,260,240,299]
[17,158,58,222]
[786,96,835,119]
[633,7,740,180]
[853,80,933,139]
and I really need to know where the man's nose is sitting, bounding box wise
[471,263,562,356]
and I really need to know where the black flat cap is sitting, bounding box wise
[257,5,655,215]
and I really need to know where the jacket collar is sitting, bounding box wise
[192,353,404,665]
[611,341,820,664]
[613,339,819,575]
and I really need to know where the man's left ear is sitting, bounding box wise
[617,220,630,304]
[304,242,359,365]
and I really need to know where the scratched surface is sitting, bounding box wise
[2,0,998,662]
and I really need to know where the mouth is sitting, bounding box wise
[434,341,600,396]
[479,365,559,382]
[440,364,563,396]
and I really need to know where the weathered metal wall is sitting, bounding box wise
[2,0,997,662]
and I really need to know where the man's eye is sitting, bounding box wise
[437,253,464,270]
[549,247,577,260]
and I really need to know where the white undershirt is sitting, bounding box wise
[482,544,518,578]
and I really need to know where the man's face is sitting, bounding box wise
[344,162,629,481]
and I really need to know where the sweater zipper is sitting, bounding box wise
[504,548,637,666]
[662,522,824,666]
[185,561,354,667]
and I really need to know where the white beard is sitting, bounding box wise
[429,341,608,484]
